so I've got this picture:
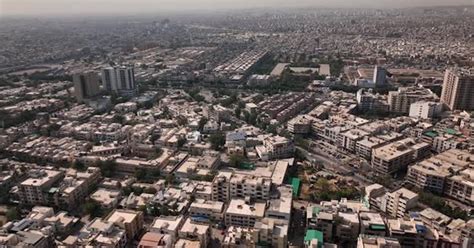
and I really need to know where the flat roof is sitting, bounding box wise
[226,199,265,218]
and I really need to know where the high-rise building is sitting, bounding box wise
[441,69,474,111]
[101,65,137,97]
[73,72,101,102]
[373,66,387,86]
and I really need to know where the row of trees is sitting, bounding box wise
[419,192,469,220]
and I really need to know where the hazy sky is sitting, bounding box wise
[1,0,472,17]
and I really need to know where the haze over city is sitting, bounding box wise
[2,0,473,16]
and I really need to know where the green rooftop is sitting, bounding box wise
[424,131,438,138]
[240,162,255,170]
[290,177,301,197]
[305,229,323,248]
[312,206,320,217]
[445,128,460,136]
[370,224,386,231]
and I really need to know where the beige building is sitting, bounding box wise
[225,199,266,228]
[73,71,101,103]
[441,69,474,111]
[211,171,233,202]
[189,199,225,222]
[230,174,271,201]
[371,138,430,176]
[444,168,474,206]
[253,218,288,248]
[357,234,401,248]
[381,188,418,218]
[178,218,210,248]
[150,215,185,244]
[106,209,144,240]
[18,169,64,206]
[212,172,271,202]
[406,149,471,194]
[388,86,438,114]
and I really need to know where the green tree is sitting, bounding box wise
[72,160,86,171]
[134,168,147,181]
[112,114,125,124]
[198,117,208,131]
[229,154,245,168]
[6,207,20,221]
[165,174,175,186]
[144,187,157,194]
[83,200,103,218]
[234,107,241,118]
[177,138,186,148]
[209,133,225,151]
[98,160,117,177]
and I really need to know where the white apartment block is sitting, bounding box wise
[409,101,443,119]
[212,172,271,202]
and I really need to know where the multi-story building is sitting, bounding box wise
[73,71,101,103]
[356,89,388,112]
[150,215,184,244]
[441,69,474,111]
[18,169,64,206]
[211,171,232,202]
[340,129,370,152]
[189,199,225,222]
[288,115,314,134]
[178,218,210,248]
[105,209,144,240]
[138,232,172,248]
[388,86,438,114]
[373,66,387,86]
[16,166,101,211]
[256,135,294,160]
[212,172,271,202]
[444,168,474,206]
[355,132,403,159]
[406,149,471,194]
[357,234,401,248]
[265,186,292,222]
[224,199,266,228]
[371,138,430,176]
[101,65,137,97]
[72,218,128,247]
[359,212,387,237]
[229,174,271,201]
[253,218,288,248]
[409,101,443,119]
[381,188,418,218]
